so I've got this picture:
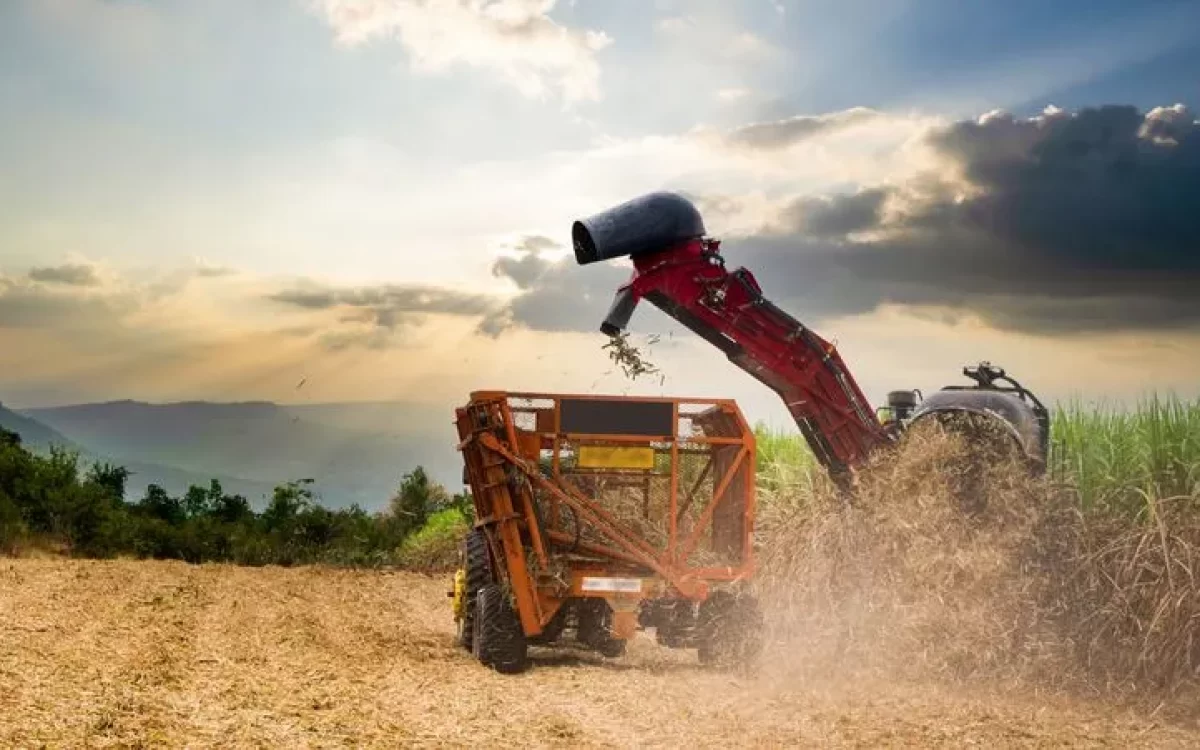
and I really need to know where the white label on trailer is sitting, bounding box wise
[580,577,642,593]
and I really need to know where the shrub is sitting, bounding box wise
[394,507,470,572]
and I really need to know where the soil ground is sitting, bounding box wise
[2,558,1198,748]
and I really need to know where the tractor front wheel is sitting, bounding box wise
[457,528,491,652]
[472,584,529,674]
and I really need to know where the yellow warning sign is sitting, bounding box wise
[577,445,655,470]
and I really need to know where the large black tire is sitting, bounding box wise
[472,584,529,674]
[653,600,697,649]
[576,599,627,658]
[457,528,491,652]
[697,590,764,670]
[528,605,567,646]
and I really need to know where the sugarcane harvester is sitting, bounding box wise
[452,192,1049,674]
[573,191,1050,487]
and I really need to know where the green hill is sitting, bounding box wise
[0,402,79,453]
[1,402,285,508]
[19,400,462,511]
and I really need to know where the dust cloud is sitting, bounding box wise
[751,420,1200,715]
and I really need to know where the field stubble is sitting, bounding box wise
[1,553,1198,748]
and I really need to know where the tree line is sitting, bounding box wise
[0,426,471,567]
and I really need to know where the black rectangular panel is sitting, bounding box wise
[559,398,674,437]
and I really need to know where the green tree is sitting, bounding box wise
[262,479,314,531]
[0,428,37,538]
[0,425,482,569]
[389,466,448,536]
[210,490,252,525]
[86,462,130,500]
[260,479,318,565]
[138,484,185,526]
[451,490,474,521]
[0,436,25,553]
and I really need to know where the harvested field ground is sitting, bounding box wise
[3,559,1199,748]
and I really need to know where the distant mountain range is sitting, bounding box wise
[0,404,78,452]
[0,399,464,511]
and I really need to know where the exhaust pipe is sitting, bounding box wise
[572,191,706,265]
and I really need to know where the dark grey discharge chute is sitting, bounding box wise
[572,191,706,265]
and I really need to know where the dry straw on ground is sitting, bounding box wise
[4,557,1199,748]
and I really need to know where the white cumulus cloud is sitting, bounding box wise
[313,0,612,103]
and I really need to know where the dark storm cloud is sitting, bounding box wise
[479,241,631,337]
[726,229,1200,334]
[783,188,893,237]
[267,283,496,330]
[724,107,879,150]
[922,104,1200,274]
[489,235,561,290]
[483,103,1200,337]
[28,263,100,286]
[730,107,1199,335]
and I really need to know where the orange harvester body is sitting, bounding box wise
[453,391,761,671]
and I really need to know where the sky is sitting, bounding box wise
[1,0,1199,431]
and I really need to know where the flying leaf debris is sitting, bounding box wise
[602,332,660,381]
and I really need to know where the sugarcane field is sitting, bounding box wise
[3,2,1200,747]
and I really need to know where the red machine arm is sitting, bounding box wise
[602,237,895,479]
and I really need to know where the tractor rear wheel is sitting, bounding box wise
[472,584,529,674]
[697,590,764,670]
[457,528,491,652]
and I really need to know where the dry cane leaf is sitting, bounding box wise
[602,332,660,381]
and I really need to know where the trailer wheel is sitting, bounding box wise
[576,599,627,658]
[653,600,696,649]
[528,606,567,646]
[473,584,529,674]
[457,529,491,652]
[697,590,763,670]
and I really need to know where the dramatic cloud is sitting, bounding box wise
[782,188,892,238]
[922,104,1200,274]
[0,258,530,406]
[480,237,628,337]
[0,274,134,328]
[267,281,497,344]
[477,103,1200,338]
[313,0,612,102]
[0,253,694,414]
[2,258,505,372]
[739,103,1200,333]
[28,262,101,286]
[0,260,263,336]
[723,107,881,150]
[1140,103,1195,145]
[490,236,559,290]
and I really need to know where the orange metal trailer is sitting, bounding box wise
[451,390,763,673]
